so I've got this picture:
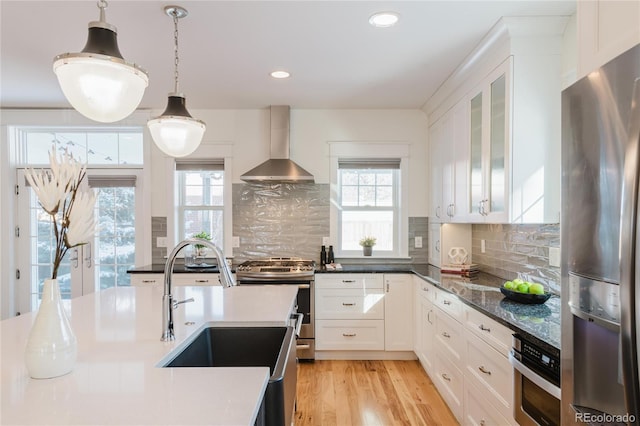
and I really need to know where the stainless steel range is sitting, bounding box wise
[236,257,315,360]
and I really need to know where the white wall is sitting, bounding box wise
[150,108,429,217]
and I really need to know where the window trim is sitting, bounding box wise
[329,142,409,259]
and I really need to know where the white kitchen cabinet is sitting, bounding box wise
[315,319,385,351]
[383,274,413,351]
[463,303,512,357]
[434,350,464,422]
[315,288,385,320]
[428,223,472,268]
[464,378,517,426]
[577,0,640,79]
[414,276,436,374]
[429,101,469,223]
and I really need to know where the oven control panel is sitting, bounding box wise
[513,334,560,386]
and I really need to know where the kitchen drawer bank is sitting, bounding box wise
[314,273,415,360]
[1,285,298,425]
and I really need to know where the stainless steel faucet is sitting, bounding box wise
[161,238,236,342]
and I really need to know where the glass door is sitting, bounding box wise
[17,169,141,313]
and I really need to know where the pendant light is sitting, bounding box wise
[53,0,149,123]
[148,6,205,158]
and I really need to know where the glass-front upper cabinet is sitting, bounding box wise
[466,57,511,222]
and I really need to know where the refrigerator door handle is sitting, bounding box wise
[620,76,640,420]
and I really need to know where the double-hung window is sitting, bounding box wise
[176,160,225,248]
[338,158,400,256]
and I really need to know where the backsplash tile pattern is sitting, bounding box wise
[151,216,167,264]
[409,217,429,263]
[471,223,560,294]
[232,183,330,263]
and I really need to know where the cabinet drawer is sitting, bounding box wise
[316,320,384,350]
[315,273,383,290]
[463,304,512,357]
[434,351,463,422]
[315,289,384,320]
[464,378,516,426]
[435,308,465,365]
[129,274,162,287]
[173,274,221,286]
[434,288,462,320]
[415,277,435,303]
[464,330,513,419]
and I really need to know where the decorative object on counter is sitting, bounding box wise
[441,263,479,277]
[23,149,97,379]
[501,279,551,304]
[327,245,335,263]
[359,236,376,256]
[447,247,468,265]
[52,0,148,123]
[320,245,327,266]
[190,231,211,263]
[148,5,205,158]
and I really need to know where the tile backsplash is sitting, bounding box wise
[471,223,560,294]
[151,216,168,264]
[232,183,330,263]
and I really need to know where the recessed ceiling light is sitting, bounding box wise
[369,11,399,28]
[270,70,290,79]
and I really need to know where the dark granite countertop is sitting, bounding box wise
[130,261,560,350]
[128,263,228,274]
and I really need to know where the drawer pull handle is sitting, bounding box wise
[478,366,492,375]
[479,324,491,332]
[342,280,356,283]
[441,331,451,338]
[443,300,452,305]
[142,279,156,283]
[195,279,209,283]
[422,287,429,292]
[441,373,451,382]
[342,333,357,337]
[342,302,356,306]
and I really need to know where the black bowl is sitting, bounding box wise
[500,287,551,304]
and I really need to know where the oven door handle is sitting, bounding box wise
[509,351,561,399]
[292,312,304,338]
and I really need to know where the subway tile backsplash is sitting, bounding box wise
[151,216,167,264]
[471,223,560,294]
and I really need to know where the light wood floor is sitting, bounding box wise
[295,360,458,426]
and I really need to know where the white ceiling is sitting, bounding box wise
[1,1,576,111]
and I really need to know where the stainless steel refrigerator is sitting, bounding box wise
[561,43,640,425]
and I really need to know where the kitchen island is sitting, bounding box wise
[1,285,298,425]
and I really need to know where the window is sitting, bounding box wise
[176,160,225,248]
[338,158,400,255]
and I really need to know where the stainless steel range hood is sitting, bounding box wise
[240,105,314,183]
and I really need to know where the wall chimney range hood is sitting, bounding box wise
[240,106,314,183]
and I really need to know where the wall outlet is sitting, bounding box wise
[156,237,167,248]
[415,236,423,248]
[322,237,330,246]
[481,239,486,253]
[549,247,561,267]
[232,236,240,248]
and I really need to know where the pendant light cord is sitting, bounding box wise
[172,10,180,94]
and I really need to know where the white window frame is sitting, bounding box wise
[329,142,409,259]
[165,144,234,255]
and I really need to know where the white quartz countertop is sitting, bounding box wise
[1,285,298,425]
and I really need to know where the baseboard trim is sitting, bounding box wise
[315,350,417,360]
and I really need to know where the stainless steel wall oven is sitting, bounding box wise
[510,333,561,426]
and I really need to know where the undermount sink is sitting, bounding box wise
[161,325,296,426]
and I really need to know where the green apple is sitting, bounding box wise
[516,283,530,293]
[503,281,515,290]
[513,278,525,285]
[529,283,545,295]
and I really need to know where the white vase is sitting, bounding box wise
[24,278,77,379]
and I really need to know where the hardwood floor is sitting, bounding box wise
[295,360,458,426]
